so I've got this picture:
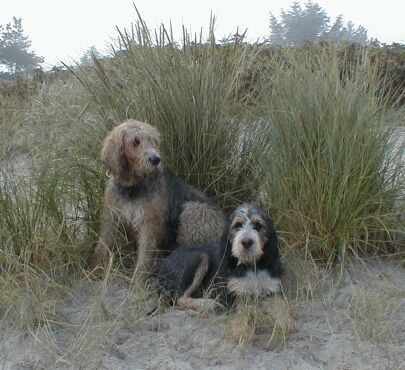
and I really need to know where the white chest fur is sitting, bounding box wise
[227,270,280,297]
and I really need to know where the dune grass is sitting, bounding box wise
[256,45,404,265]
[73,15,260,208]
[0,13,404,364]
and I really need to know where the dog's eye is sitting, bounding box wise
[233,222,243,230]
[253,222,262,231]
[132,138,140,147]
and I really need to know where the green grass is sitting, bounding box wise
[256,45,404,265]
[73,14,260,208]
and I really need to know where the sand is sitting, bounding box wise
[1,258,404,370]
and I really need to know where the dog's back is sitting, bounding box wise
[162,169,225,248]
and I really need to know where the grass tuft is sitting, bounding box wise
[257,45,404,264]
[74,14,259,208]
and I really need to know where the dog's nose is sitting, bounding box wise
[241,239,253,249]
[149,155,161,166]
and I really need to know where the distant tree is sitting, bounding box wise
[338,22,368,45]
[269,2,369,46]
[269,14,285,45]
[0,17,43,74]
[327,15,345,43]
[79,46,101,66]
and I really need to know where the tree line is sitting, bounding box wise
[0,2,393,79]
[269,2,370,46]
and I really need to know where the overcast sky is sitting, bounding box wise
[1,0,404,67]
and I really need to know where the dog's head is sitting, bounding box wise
[101,120,162,186]
[221,203,280,270]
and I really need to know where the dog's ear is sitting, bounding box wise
[258,219,283,277]
[220,219,238,271]
[101,132,129,177]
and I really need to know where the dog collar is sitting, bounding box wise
[114,180,143,198]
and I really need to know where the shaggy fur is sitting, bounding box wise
[153,203,283,312]
[154,244,231,311]
[90,119,224,282]
[222,203,283,298]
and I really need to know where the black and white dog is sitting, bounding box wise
[154,203,283,311]
[223,203,283,299]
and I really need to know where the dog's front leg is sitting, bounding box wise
[260,295,297,336]
[133,225,158,285]
[90,205,117,273]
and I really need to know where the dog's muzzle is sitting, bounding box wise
[232,231,263,265]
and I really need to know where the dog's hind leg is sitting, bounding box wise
[177,254,218,313]
[183,253,208,298]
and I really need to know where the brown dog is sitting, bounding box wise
[90,119,224,283]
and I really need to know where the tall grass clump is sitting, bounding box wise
[0,76,95,328]
[0,73,99,262]
[258,45,404,264]
[0,161,85,273]
[74,13,259,207]
[0,162,84,332]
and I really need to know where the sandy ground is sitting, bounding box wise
[1,258,404,370]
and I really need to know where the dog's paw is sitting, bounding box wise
[196,298,220,313]
[227,278,248,295]
[178,297,219,314]
[261,295,297,334]
[145,295,160,315]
